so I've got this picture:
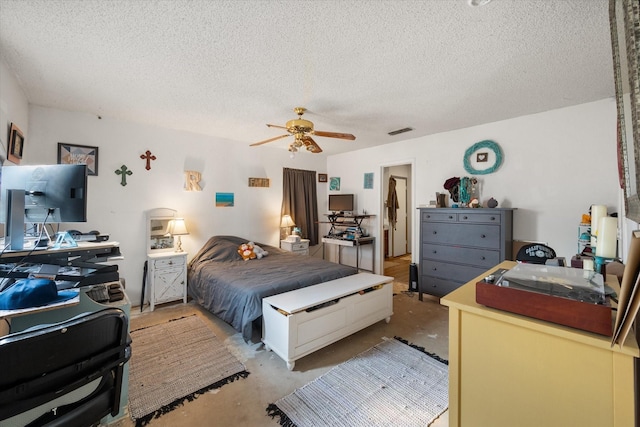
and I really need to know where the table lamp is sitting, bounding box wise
[168,218,189,252]
[281,215,295,238]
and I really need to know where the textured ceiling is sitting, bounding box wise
[0,0,614,155]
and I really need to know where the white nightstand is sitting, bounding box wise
[147,251,188,311]
[280,239,310,255]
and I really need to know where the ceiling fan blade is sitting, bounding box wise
[313,130,356,140]
[302,136,323,153]
[250,134,290,146]
[266,123,288,130]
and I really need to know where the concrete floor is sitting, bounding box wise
[114,285,450,426]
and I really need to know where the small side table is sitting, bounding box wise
[147,251,188,311]
[280,239,310,255]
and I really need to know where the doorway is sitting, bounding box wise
[381,163,413,277]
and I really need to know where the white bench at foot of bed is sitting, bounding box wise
[262,272,394,370]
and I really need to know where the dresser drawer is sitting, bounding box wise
[421,244,500,268]
[422,222,500,249]
[421,260,489,284]
[457,212,502,224]
[152,256,186,269]
[419,275,460,298]
[421,211,457,223]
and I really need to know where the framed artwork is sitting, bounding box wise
[318,173,328,183]
[58,143,99,176]
[329,177,341,191]
[476,152,488,162]
[8,123,24,164]
[364,172,374,189]
[215,192,234,207]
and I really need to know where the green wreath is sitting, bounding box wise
[463,140,503,175]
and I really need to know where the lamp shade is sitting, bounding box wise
[281,215,295,228]
[167,218,189,236]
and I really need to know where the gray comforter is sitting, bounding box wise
[187,236,357,341]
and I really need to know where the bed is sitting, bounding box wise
[187,235,358,341]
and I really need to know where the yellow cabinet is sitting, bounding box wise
[441,261,639,427]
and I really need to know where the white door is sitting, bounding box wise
[391,177,407,257]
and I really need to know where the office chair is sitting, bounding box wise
[0,307,131,426]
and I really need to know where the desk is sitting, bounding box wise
[322,236,375,272]
[441,261,639,427]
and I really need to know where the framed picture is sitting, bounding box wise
[329,177,341,191]
[58,143,99,176]
[364,172,374,189]
[215,192,234,207]
[318,173,328,183]
[8,123,24,164]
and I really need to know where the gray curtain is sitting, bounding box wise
[282,168,319,245]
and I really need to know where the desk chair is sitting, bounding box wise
[0,308,131,426]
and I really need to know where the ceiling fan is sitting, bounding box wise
[250,107,356,154]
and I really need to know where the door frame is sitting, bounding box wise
[378,159,415,275]
[389,174,408,257]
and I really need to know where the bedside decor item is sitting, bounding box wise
[58,143,98,175]
[185,170,202,191]
[8,123,24,165]
[329,177,341,191]
[167,218,189,252]
[281,214,295,237]
[140,150,156,170]
[463,140,503,175]
[318,173,327,183]
[114,165,132,186]
[611,0,640,222]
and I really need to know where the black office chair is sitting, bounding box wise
[0,308,131,427]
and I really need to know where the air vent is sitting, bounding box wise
[388,127,414,136]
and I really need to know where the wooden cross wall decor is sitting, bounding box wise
[140,150,156,170]
[115,165,132,186]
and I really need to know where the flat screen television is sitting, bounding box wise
[0,164,88,250]
[329,194,355,213]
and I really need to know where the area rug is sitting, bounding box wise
[128,315,249,426]
[267,337,448,427]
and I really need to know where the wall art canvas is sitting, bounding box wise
[364,172,374,189]
[216,192,234,207]
[58,143,99,175]
[329,177,341,191]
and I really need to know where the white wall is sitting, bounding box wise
[328,99,622,271]
[0,58,29,165]
[19,105,327,306]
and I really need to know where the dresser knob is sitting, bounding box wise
[481,234,486,238]
[481,256,486,260]
[448,215,453,219]
[463,216,468,220]
[432,250,437,253]
[433,231,437,234]
[491,216,496,221]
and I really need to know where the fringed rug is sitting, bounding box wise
[267,337,448,427]
[128,315,249,426]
